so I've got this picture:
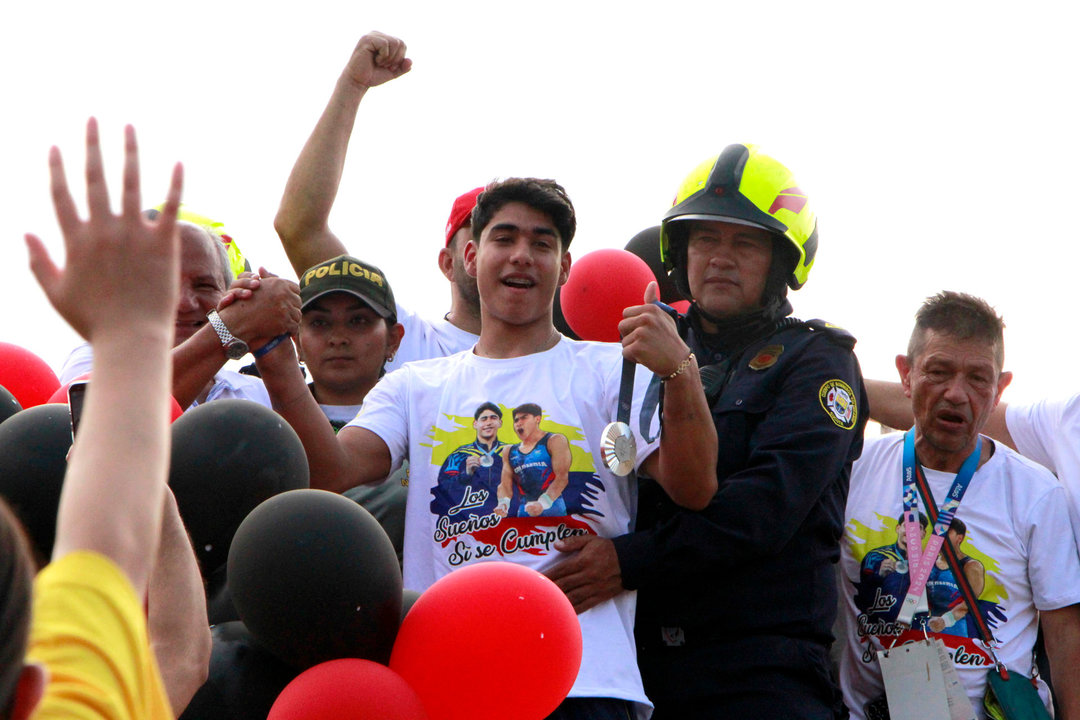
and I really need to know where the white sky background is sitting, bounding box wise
[2,2,1076,405]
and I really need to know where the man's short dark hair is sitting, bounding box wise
[474,402,501,420]
[907,291,1005,369]
[513,402,543,419]
[470,179,576,251]
[949,517,967,537]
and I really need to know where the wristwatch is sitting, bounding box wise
[206,309,250,360]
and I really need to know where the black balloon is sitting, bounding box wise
[228,489,403,670]
[401,588,421,622]
[0,384,22,426]
[205,563,240,626]
[169,399,309,578]
[623,225,684,304]
[179,621,299,720]
[0,403,70,564]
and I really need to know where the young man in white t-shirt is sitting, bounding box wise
[255,178,718,719]
[838,291,1080,718]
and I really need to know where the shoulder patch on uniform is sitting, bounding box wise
[819,379,858,430]
[748,344,783,370]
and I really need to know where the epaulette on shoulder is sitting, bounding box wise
[800,319,857,350]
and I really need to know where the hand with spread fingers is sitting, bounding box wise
[25,118,183,342]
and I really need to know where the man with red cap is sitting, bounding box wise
[275,32,480,371]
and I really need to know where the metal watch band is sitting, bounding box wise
[206,309,249,359]
[206,309,237,346]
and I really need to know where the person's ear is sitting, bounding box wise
[437,246,454,282]
[895,354,913,398]
[387,323,405,358]
[994,370,1013,406]
[558,251,572,287]
[464,239,479,279]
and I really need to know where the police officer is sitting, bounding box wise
[548,145,867,719]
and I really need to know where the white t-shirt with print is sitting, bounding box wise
[1006,395,1080,547]
[838,432,1080,719]
[349,337,661,716]
[386,301,477,374]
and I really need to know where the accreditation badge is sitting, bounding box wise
[877,638,973,720]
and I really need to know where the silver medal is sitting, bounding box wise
[600,421,636,477]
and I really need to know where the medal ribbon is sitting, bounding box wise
[897,428,981,625]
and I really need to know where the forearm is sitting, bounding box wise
[274,73,363,277]
[1043,604,1080,720]
[148,491,210,716]
[542,475,569,503]
[170,325,227,408]
[865,379,914,430]
[54,324,173,593]
[649,357,718,510]
[254,341,358,492]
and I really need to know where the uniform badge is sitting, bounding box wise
[748,344,783,370]
[819,379,857,430]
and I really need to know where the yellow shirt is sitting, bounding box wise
[28,551,172,720]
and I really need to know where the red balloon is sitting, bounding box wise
[559,249,655,342]
[671,300,691,314]
[269,658,428,720]
[390,563,582,720]
[46,374,183,422]
[0,342,60,409]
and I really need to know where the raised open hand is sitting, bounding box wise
[25,118,183,342]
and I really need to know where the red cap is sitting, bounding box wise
[444,187,485,247]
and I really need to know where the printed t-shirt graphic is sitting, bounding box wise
[426,403,612,566]
[507,432,567,517]
[433,437,507,517]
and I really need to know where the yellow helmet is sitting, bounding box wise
[660,144,818,291]
[153,204,252,279]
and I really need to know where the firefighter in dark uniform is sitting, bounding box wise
[547,144,867,719]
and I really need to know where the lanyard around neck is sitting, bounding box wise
[896,428,981,625]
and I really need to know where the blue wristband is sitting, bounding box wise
[252,334,289,359]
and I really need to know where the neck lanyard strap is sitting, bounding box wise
[913,464,998,647]
[896,428,981,625]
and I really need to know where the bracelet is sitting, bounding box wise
[252,334,289,359]
[538,493,554,510]
[497,497,510,509]
[662,352,695,382]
